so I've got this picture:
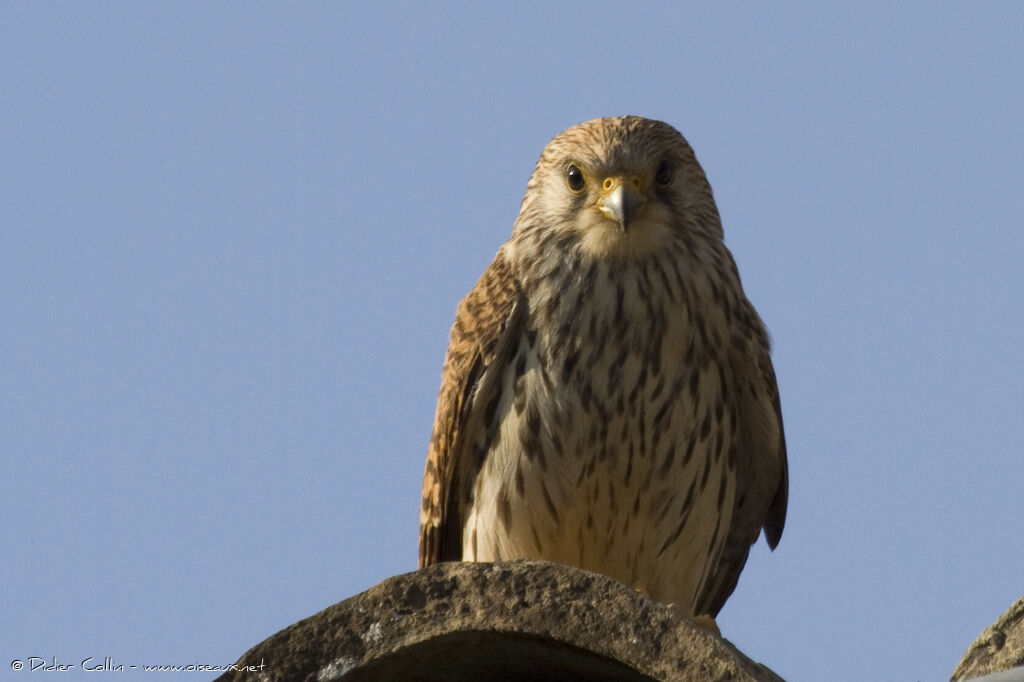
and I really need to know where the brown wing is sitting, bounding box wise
[419,249,526,568]
[696,315,789,616]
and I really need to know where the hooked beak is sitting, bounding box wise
[597,181,646,233]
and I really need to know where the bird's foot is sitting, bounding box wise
[661,601,721,635]
[691,613,721,635]
[634,583,721,636]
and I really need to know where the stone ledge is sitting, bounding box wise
[952,595,1024,681]
[217,560,783,682]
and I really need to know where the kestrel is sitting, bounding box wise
[418,116,788,620]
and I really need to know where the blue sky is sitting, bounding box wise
[2,4,1021,681]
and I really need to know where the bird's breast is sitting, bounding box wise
[464,258,741,612]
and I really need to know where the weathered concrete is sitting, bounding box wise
[217,560,783,681]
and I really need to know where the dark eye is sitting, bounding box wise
[566,164,585,192]
[655,159,674,186]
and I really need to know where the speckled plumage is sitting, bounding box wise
[419,116,788,618]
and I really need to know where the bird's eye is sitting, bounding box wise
[566,164,585,192]
[655,159,674,186]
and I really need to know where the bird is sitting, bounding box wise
[418,115,787,622]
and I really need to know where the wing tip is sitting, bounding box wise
[763,478,788,550]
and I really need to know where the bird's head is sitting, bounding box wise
[513,116,723,259]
